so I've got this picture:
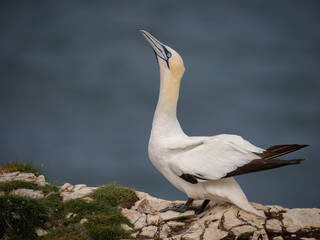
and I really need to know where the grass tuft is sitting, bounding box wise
[0,195,49,239]
[0,181,40,192]
[91,184,138,208]
[0,161,42,176]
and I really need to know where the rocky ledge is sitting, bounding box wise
[1,171,320,240]
[122,192,320,240]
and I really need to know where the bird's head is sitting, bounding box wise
[140,30,185,80]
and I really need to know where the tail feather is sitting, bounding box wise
[256,144,308,160]
[224,144,308,178]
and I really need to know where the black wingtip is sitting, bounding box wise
[289,158,307,164]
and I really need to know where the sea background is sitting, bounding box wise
[0,1,319,208]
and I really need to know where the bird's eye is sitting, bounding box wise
[166,51,172,58]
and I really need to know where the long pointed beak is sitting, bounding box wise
[140,30,169,61]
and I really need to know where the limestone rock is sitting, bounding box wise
[11,188,44,199]
[36,228,47,237]
[140,225,158,238]
[272,237,283,240]
[61,183,72,191]
[222,205,244,230]
[0,172,19,182]
[238,209,265,229]
[160,210,194,221]
[181,229,204,240]
[167,221,185,229]
[134,214,147,229]
[147,214,162,225]
[36,175,45,182]
[121,223,133,231]
[15,172,37,182]
[282,208,320,233]
[80,218,88,224]
[203,226,228,240]
[60,186,96,201]
[266,219,282,233]
[121,208,141,225]
[251,229,268,240]
[231,225,256,236]
[159,224,171,239]
[133,197,156,214]
[74,184,87,191]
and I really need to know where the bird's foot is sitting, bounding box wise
[159,198,195,213]
[159,205,198,213]
[194,199,210,215]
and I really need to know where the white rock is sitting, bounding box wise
[145,196,174,212]
[121,223,133,231]
[167,221,185,229]
[61,183,72,191]
[203,227,228,240]
[266,219,282,233]
[160,210,194,221]
[66,213,74,219]
[272,237,283,240]
[134,214,147,229]
[80,218,88,224]
[251,229,268,240]
[171,234,183,240]
[140,225,158,238]
[222,205,244,230]
[267,205,286,214]
[238,209,266,229]
[82,197,93,202]
[133,197,155,214]
[135,191,149,199]
[36,228,47,237]
[130,231,139,238]
[0,172,19,182]
[231,225,256,236]
[15,172,37,182]
[60,187,94,201]
[11,188,44,199]
[147,214,162,225]
[36,175,45,182]
[66,184,75,192]
[74,184,87,191]
[282,208,320,233]
[160,224,171,239]
[121,208,142,224]
[182,229,204,240]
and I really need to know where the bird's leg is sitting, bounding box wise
[159,198,194,213]
[194,199,210,215]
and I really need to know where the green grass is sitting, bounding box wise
[90,184,138,208]
[0,195,51,239]
[0,183,137,240]
[0,180,41,192]
[0,161,138,240]
[44,184,137,240]
[0,160,42,176]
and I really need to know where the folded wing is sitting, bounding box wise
[168,134,307,184]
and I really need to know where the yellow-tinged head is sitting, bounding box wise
[140,30,185,81]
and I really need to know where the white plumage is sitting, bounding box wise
[140,30,306,218]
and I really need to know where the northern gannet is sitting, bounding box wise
[140,30,308,218]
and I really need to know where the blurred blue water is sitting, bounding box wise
[0,1,319,208]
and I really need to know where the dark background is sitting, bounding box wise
[1,1,319,208]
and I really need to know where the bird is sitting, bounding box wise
[140,30,308,218]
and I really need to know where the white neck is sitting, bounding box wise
[151,67,185,136]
